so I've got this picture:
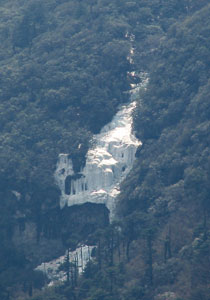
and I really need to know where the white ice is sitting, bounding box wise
[55,101,141,220]
[35,245,94,285]
[54,73,149,220]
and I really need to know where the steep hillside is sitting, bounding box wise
[0,0,131,297]
[0,0,209,299]
[117,4,210,299]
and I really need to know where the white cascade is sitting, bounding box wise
[36,36,148,284]
[54,83,145,220]
[36,92,143,284]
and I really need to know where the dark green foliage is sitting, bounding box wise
[117,2,210,299]
[130,3,210,217]
[0,0,210,299]
[0,0,132,297]
[0,0,132,205]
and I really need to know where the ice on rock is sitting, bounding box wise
[55,100,141,220]
[38,74,147,285]
[35,245,94,285]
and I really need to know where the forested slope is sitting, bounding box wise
[0,0,209,299]
[0,0,131,297]
[117,4,210,299]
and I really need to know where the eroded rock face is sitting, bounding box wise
[55,101,141,220]
[12,221,65,265]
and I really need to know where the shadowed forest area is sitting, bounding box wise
[0,0,209,299]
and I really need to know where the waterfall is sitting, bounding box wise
[37,31,148,282]
[54,29,148,220]
[37,75,148,285]
[54,85,146,220]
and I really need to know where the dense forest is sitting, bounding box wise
[0,0,209,299]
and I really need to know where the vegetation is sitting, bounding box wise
[0,0,209,299]
[118,3,210,299]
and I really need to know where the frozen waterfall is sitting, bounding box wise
[37,74,148,285]
[54,75,147,220]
